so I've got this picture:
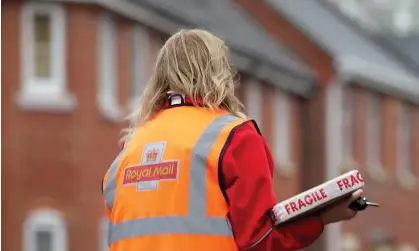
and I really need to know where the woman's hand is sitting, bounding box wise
[319,189,363,225]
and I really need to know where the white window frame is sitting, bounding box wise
[23,209,67,251]
[98,13,122,121]
[273,88,293,175]
[325,83,345,251]
[245,78,262,127]
[99,217,109,251]
[130,25,149,109]
[366,93,388,181]
[18,2,76,112]
[341,87,356,170]
[396,103,417,189]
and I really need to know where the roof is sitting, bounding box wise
[266,0,419,103]
[44,0,315,96]
[374,34,419,76]
[126,0,316,95]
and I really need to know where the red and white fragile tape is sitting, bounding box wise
[272,170,365,226]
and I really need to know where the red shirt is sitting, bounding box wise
[220,120,324,251]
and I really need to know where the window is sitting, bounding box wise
[342,88,355,169]
[19,2,75,112]
[397,103,417,189]
[34,15,51,78]
[99,217,109,251]
[130,25,149,109]
[366,93,387,180]
[245,78,262,126]
[36,230,53,251]
[273,88,293,175]
[23,209,67,251]
[98,13,121,121]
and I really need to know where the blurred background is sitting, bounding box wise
[2,0,419,251]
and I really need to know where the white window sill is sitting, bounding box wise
[275,161,295,177]
[340,156,359,172]
[16,90,76,113]
[397,171,418,190]
[366,162,389,182]
[98,95,124,122]
[23,208,68,251]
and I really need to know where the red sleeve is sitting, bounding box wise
[220,121,324,251]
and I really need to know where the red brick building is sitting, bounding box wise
[3,0,418,251]
[235,0,419,251]
[2,0,320,251]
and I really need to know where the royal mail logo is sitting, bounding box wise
[146,148,159,162]
[125,142,180,191]
[123,161,179,185]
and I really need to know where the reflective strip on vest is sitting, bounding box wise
[104,150,125,213]
[103,114,240,245]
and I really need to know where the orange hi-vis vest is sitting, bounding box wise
[103,106,250,251]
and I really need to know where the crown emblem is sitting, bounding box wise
[146,148,159,162]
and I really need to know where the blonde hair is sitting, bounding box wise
[121,29,246,143]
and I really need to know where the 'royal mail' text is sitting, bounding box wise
[123,161,178,184]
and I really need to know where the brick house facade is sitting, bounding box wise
[3,0,418,251]
[235,0,419,251]
[2,0,316,251]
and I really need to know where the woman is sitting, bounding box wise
[102,29,362,251]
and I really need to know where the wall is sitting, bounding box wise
[1,2,163,250]
[2,1,304,250]
[341,85,419,250]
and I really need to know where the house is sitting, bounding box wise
[234,0,419,250]
[2,0,319,250]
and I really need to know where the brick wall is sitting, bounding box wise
[3,2,304,251]
[1,2,161,251]
[232,1,419,250]
[342,85,419,250]
[3,1,418,251]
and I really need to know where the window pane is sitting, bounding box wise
[36,230,52,251]
[34,14,51,78]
